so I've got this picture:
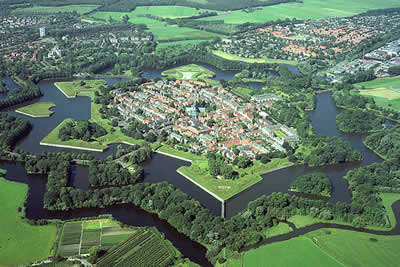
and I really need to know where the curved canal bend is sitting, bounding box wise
[1,73,399,265]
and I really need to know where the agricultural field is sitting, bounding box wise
[58,219,135,257]
[158,145,292,200]
[161,64,215,80]
[90,10,223,42]
[354,76,400,111]
[199,0,400,24]
[96,228,178,267]
[16,102,55,117]
[0,176,57,265]
[12,5,100,15]
[212,50,298,65]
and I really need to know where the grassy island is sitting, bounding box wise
[16,102,55,117]
[157,145,292,200]
[0,173,57,265]
[42,80,148,152]
[162,64,215,80]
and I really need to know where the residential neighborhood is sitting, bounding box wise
[113,79,299,159]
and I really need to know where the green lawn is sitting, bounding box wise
[306,228,400,267]
[16,102,55,117]
[162,64,215,80]
[264,222,293,238]
[42,80,146,151]
[199,0,400,24]
[55,80,107,98]
[156,40,210,50]
[12,5,99,15]
[0,177,57,265]
[158,145,292,200]
[240,236,341,267]
[212,50,298,65]
[354,76,400,112]
[380,193,400,229]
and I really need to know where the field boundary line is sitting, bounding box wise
[309,237,346,267]
[79,221,84,255]
[100,220,103,249]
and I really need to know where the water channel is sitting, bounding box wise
[1,69,399,265]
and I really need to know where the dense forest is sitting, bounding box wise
[89,161,143,187]
[297,135,363,166]
[0,113,31,149]
[364,127,400,159]
[0,79,41,110]
[58,120,107,142]
[336,109,383,133]
[290,172,331,196]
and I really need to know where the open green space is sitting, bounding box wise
[263,222,293,238]
[200,0,400,24]
[156,40,210,50]
[0,176,57,265]
[162,64,215,80]
[96,228,177,267]
[91,10,223,42]
[12,5,99,15]
[223,227,400,267]
[58,219,135,257]
[273,129,287,139]
[16,102,55,117]
[55,80,107,98]
[354,76,400,112]
[42,80,148,151]
[212,50,298,65]
[158,145,292,200]
[380,193,400,229]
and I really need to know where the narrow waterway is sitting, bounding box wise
[1,71,398,265]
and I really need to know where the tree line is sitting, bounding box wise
[0,113,31,150]
[290,172,331,196]
[336,109,383,133]
[89,160,143,187]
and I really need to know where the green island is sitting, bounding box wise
[15,102,55,117]
[212,50,298,66]
[54,80,107,98]
[162,64,216,80]
[289,172,331,197]
[41,80,148,152]
[158,145,292,200]
[354,76,400,112]
[0,171,57,265]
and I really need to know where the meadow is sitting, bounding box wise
[199,0,400,24]
[0,176,57,265]
[158,145,292,200]
[16,102,55,117]
[156,40,210,50]
[55,80,107,98]
[58,219,135,257]
[12,5,99,15]
[354,76,400,112]
[161,64,215,80]
[91,9,224,42]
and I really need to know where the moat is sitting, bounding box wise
[1,71,398,266]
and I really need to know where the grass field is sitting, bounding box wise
[55,80,106,98]
[380,193,400,229]
[16,102,55,117]
[156,40,210,50]
[158,145,292,200]
[91,10,223,42]
[199,0,400,24]
[212,50,298,65]
[223,227,400,267]
[42,80,147,151]
[274,129,287,139]
[162,64,215,80]
[58,219,135,257]
[12,5,99,15]
[354,76,400,112]
[96,228,177,267]
[0,177,57,265]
